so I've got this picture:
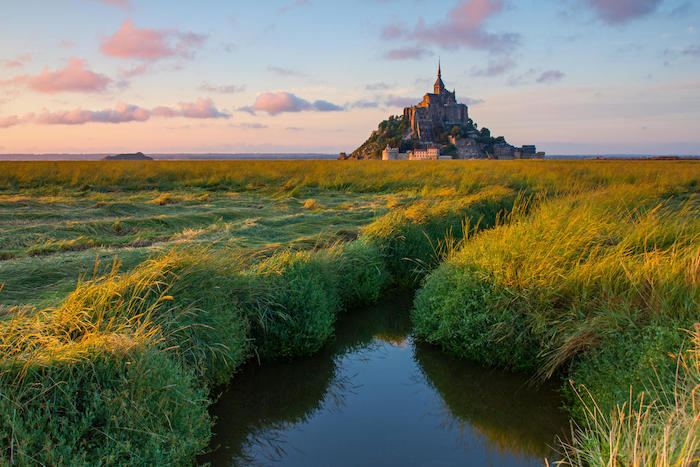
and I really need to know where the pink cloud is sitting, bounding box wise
[152,106,178,118]
[585,0,661,24]
[95,0,130,7]
[3,54,31,68]
[536,70,565,84]
[178,98,229,119]
[10,57,112,93]
[0,115,21,128]
[35,103,150,125]
[199,83,245,94]
[385,95,419,108]
[0,98,229,128]
[383,47,433,60]
[381,0,518,53]
[246,91,343,115]
[100,19,206,61]
[122,63,150,78]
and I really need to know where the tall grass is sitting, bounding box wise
[1,160,697,196]
[0,306,211,465]
[361,185,516,286]
[558,324,700,466]
[1,160,698,464]
[412,182,699,463]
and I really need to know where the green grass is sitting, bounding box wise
[0,159,698,464]
[412,183,699,464]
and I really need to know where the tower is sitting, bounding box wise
[433,59,445,95]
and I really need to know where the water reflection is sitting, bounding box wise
[203,296,569,466]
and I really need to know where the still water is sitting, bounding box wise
[203,295,569,466]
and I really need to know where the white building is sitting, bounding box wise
[382,145,409,160]
[409,147,440,160]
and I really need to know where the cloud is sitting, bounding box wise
[178,98,229,119]
[670,2,694,18]
[470,57,516,77]
[463,97,485,105]
[313,99,344,112]
[3,54,31,68]
[0,115,21,128]
[349,100,380,109]
[383,47,433,60]
[246,91,343,115]
[536,70,565,84]
[381,0,518,53]
[199,83,245,93]
[1,57,112,93]
[35,103,150,125]
[122,63,150,78]
[584,0,661,24]
[278,0,310,14]
[381,24,405,40]
[285,127,303,131]
[366,82,393,91]
[232,122,269,129]
[94,0,130,7]
[386,95,418,108]
[681,45,700,57]
[100,19,206,61]
[0,98,229,127]
[266,66,305,77]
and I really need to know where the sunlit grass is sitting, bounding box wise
[0,159,698,464]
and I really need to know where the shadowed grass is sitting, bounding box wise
[558,325,700,466]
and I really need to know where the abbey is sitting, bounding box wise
[350,63,544,160]
[403,62,469,142]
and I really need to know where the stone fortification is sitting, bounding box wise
[403,62,469,142]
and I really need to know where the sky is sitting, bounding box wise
[0,0,699,155]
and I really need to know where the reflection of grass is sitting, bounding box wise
[414,341,568,460]
[202,295,413,465]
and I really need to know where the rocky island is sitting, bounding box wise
[348,63,544,160]
[103,152,153,161]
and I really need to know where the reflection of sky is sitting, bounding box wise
[1,0,700,154]
[241,336,555,466]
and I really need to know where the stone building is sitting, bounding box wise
[493,143,543,159]
[403,62,469,142]
[410,146,440,160]
[382,145,409,160]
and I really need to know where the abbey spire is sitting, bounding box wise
[434,59,446,95]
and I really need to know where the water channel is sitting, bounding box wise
[203,295,570,466]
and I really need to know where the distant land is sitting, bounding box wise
[1,153,698,162]
[104,152,153,161]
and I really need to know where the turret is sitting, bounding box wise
[433,59,445,95]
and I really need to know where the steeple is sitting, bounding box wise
[434,58,445,94]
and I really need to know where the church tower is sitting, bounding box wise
[433,60,445,95]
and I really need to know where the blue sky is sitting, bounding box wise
[0,0,699,154]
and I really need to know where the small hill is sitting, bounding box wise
[352,116,507,159]
[104,152,153,161]
[351,116,414,159]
